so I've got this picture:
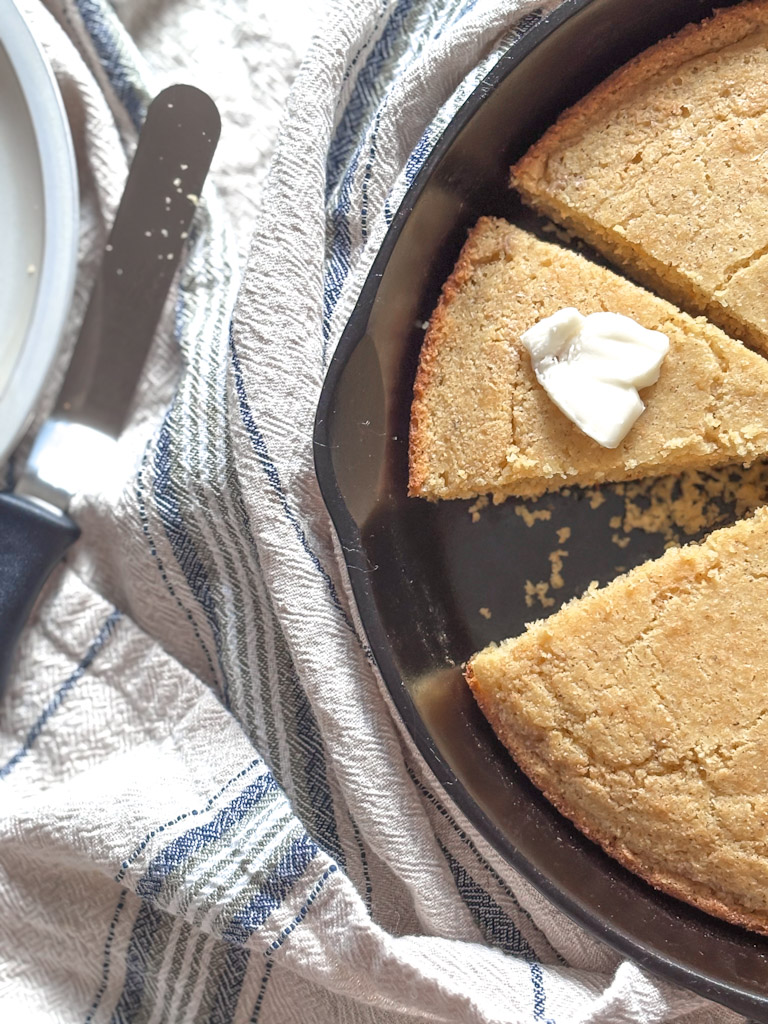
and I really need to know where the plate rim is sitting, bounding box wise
[0,0,79,464]
[313,0,768,1016]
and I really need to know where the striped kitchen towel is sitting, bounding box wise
[0,0,744,1021]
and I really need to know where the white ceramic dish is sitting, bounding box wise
[0,0,78,464]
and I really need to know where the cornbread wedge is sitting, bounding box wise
[511,0,768,355]
[409,217,768,500]
[466,505,768,934]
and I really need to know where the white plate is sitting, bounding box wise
[0,1,78,464]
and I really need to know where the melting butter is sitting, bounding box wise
[521,307,669,448]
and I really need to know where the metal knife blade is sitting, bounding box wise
[17,83,220,510]
[0,84,220,697]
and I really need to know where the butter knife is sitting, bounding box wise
[0,84,220,695]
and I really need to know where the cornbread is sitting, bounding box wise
[466,505,768,934]
[511,0,768,354]
[409,217,768,500]
[612,461,768,549]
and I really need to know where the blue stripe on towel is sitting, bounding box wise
[135,772,279,901]
[438,841,538,959]
[85,887,129,1024]
[207,944,252,1024]
[326,0,420,194]
[115,758,264,883]
[383,124,434,225]
[441,837,557,1023]
[152,416,229,704]
[0,610,121,780]
[229,333,370,655]
[264,863,338,955]
[110,777,327,1017]
[109,900,166,1024]
[407,765,564,964]
[441,0,481,33]
[135,447,219,682]
[530,961,557,1024]
[286,662,346,866]
[223,831,322,943]
[323,145,361,353]
[74,0,145,128]
[249,959,274,1022]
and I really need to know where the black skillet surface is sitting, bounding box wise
[313,0,768,1016]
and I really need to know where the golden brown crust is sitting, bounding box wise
[408,217,768,502]
[511,0,768,356]
[465,656,768,935]
[408,218,502,497]
[511,0,768,194]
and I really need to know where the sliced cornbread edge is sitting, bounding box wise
[465,513,768,936]
[465,660,768,935]
[510,0,768,354]
[408,217,494,498]
[511,1,768,184]
[409,215,768,502]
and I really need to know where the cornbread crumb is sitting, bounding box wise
[468,495,489,522]
[556,527,571,544]
[548,549,568,589]
[515,506,552,527]
[467,505,768,934]
[524,580,555,609]
[479,607,492,620]
[611,461,768,549]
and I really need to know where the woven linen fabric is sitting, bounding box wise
[0,1,747,1022]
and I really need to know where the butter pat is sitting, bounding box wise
[521,308,669,448]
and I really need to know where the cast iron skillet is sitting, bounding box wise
[313,0,768,1016]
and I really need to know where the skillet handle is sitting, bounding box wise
[0,492,80,697]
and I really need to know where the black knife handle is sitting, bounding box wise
[0,493,80,696]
